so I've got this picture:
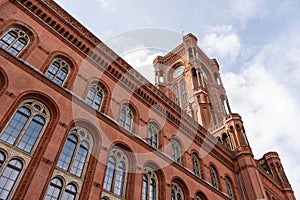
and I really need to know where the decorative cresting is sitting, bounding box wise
[85,83,104,110]
[102,147,129,199]
[142,167,158,200]
[0,99,49,154]
[44,177,77,200]
[45,58,69,86]
[171,182,184,200]
[56,126,93,178]
[0,28,30,56]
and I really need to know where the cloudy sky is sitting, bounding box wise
[54,0,300,198]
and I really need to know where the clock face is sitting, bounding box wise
[172,65,185,78]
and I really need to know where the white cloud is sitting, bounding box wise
[222,31,300,198]
[230,0,267,22]
[97,0,116,9]
[201,25,241,64]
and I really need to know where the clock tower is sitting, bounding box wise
[154,33,231,131]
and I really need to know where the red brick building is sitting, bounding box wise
[0,0,296,199]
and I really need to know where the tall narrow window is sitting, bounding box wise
[102,148,128,198]
[171,182,184,200]
[148,123,159,148]
[45,58,69,86]
[0,28,29,56]
[174,84,180,106]
[192,153,200,177]
[0,159,23,200]
[44,177,63,200]
[180,80,188,106]
[0,100,49,153]
[210,166,218,189]
[172,139,181,163]
[85,83,104,110]
[119,105,133,131]
[142,167,158,200]
[220,95,231,115]
[225,177,234,199]
[57,127,92,178]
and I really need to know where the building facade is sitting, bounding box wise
[0,0,296,199]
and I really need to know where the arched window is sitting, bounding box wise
[85,83,104,110]
[148,123,159,148]
[0,28,29,56]
[195,192,207,200]
[45,58,69,86]
[220,95,231,115]
[57,127,92,178]
[0,151,5,168]
[172,139,181,163]
[0,158,23,200]
[171,182,184,200]
[180,79,188,106]
[119,105,133,131]
[222,133,232,150]
[173,84,180,106]
[214,73,222,86]
[210,166,218,189]
[45,178,78,200]
[225,177,234,199]
[192,153,200,177]
[0,100,49,153]
[103,148,128,197]
[142,167,158,200]
[62,184,77,200]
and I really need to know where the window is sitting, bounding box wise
[0,152,5,168]
[147,123,159,148]
[0,100,49,153]
[142,167,158,200]
[192,153,200,177]
[119,105,133,131]
[45,177,77,200]
[214,73,222,86]
[171,182,184,200]
[171,139,181,163]
[0,158,23,200]
[45,58,69,86]
[0,28,29,56]
[210,166,218,189]
[85,83,104,110]
[220,95,231,115]
[103,148,128,197]
[180,80,188,106]
[57,127,92,178]
[225,177,234,199]
[195,192,207,200]
[173,84,180,106]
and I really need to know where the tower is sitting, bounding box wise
[154,33,231,130]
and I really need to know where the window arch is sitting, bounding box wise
[57,127,92,178]
[180,79,188,106]
[0,100,49,153]
[173,84,180,106]
[0,158,23,200]
[119,105,133,131]
[171,182,184,200]
[45,58,69,86]
[103,148,128,197]
[85,83,104,110]
[195,192,207,200]
[225,176,234,199]
[192,153,200,177]
[210,165,218,189]
[222,133,232,150]
[45,177,78,200]
[142,167,158,200]
[148,123,159,149]
[171,139,181,164]
[0,28,30,56]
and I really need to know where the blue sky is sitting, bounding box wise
[54,0,300,198]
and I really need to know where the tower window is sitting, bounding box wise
[180,79,188,106]
[174,84,180,106]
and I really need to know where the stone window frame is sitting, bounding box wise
[147,123,160,149]
[45,58,70,86]
[171,182,184,200]
[119,105,133,132]
[85,82,105,111]
[141,167,158,200]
